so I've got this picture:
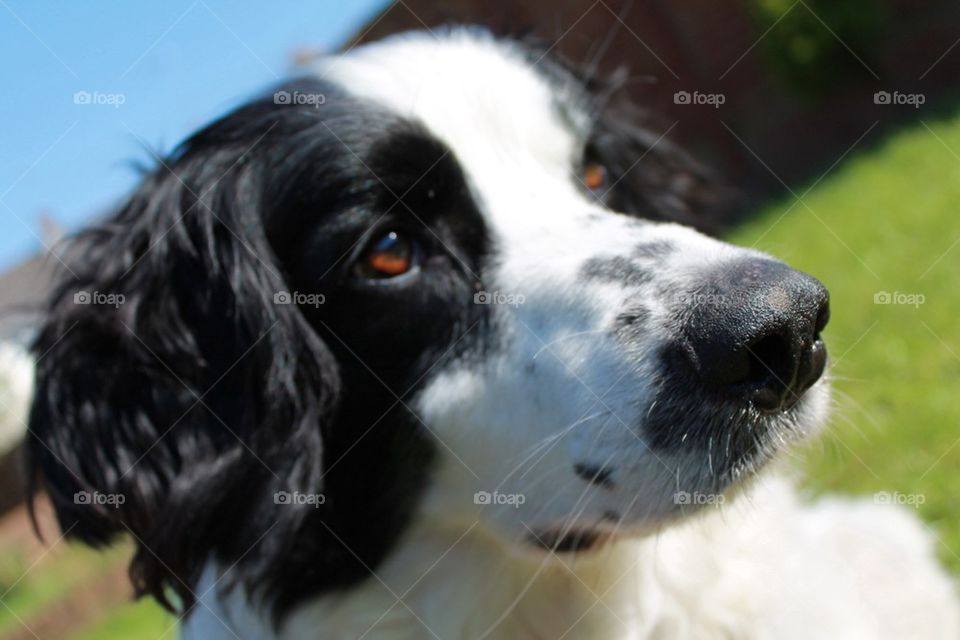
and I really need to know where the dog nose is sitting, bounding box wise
[681,259,829,412]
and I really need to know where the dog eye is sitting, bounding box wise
[356,230,416,279]
[583,162,607,191]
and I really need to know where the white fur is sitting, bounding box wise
[0,341,32,456]
[176,29,960,639]
[188,474,959,639]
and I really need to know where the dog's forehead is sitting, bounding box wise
[318,29,587,179]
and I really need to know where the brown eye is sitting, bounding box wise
[583,162,607,190]
[357,230,416,279]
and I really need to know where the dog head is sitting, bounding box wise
[28,28,829,621]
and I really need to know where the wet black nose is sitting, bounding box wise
[681,259,829,412]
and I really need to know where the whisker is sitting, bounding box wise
[532,329,610,360]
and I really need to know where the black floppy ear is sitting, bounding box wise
[27,101,339,611]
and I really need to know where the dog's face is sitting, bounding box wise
[29,29,829,619]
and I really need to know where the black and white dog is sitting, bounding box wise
[28,27,958,639]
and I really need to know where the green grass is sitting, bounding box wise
[68,599,175,640]
[0,545,123,636]
[729,113,960,573]
[0,542,171,640]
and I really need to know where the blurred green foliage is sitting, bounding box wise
[749,0,888,97]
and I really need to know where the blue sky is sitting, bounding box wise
[0,0,389,271]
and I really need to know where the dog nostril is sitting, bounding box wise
[795,337,828,397]
[742,332,796,411]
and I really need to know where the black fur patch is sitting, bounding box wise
[513,34,740,233]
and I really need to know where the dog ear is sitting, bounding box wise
[27,100,339,612]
